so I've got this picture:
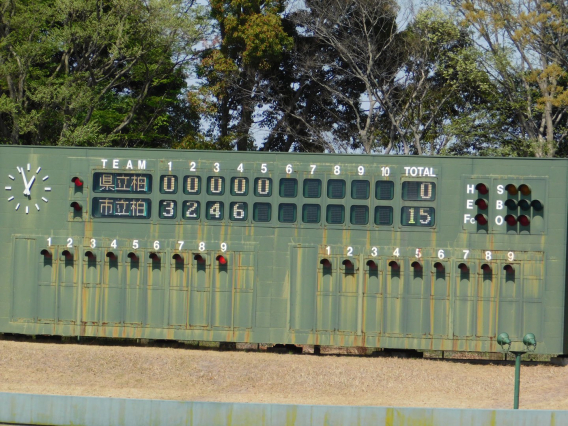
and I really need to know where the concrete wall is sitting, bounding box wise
[0,393,566,426]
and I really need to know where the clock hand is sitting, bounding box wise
[25,175,35,195]
[20,169,30,195]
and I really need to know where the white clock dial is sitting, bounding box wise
[5,164,51,214]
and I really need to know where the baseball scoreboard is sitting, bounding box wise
[0,146,563,354]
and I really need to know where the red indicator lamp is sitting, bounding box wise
[504,265,515,274]
[434,262,445,272]
[481,264,492,273]
[475,199,488,210]
[194,254,206,264]
[70,202,82,211]
[366,260,378,270]
[85,251,96,260]
[149,253,160,261]
[475,214,488,225]
[62,250,73,260]
[320,259,331,268]
[216,255,227,265]
[172,254,184,263]
[126,252,137,262]
[518,215,530,226]
[476,183,489,195]
[342,259,354,269]
[40,249,52,258]
[458,263,469,272]
[411,261,422,271]
[389,260,400,270]
[505,214,517,226]
[71,177,83,187]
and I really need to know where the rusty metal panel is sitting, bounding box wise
[0,146,566,353]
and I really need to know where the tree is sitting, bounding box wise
[197,0,293,150]
[287,1,489,154]
[450,0,568,157]
[0,0,206,147]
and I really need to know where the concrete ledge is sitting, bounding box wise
[0,392,567,426]
[550,356,568,366]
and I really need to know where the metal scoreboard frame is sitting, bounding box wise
[0,146,563,354]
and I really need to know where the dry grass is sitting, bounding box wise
[0,340,567,409]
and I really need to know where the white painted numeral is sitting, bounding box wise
[111,239,117,249]
[153,241,160,250]
[213,162,220,172]
[334,165,341,175]
[67,238,73,248]
[133,240,139,249]
[47,237,52,247]
[168,161,172,171]
[381,167,390,177]
[508,251,515,261]
[326,246,330,255]
[463,249,469,260]
[199,242,205,251]
[438,249,445,259]
[310,164,316,174]
[221,242,227,252]
[178,241,184,250]
[371,247,378,257]
[237,163,244,172]
[415,248,422,258]
[347,246,353,256]
[90,239,96,248]
[190,161,196,171]
[358,166,364,176]
[286,164,293,174]
[485,251,492,261]
[261,163,267,173]
[393,248,399,257]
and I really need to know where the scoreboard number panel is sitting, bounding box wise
[2,147,560,355]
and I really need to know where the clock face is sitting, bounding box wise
[5,164,50,214]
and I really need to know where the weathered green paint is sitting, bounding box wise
[0,393,566,426]
[0,146,565,353]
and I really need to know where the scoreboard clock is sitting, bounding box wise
[0,147,559,355]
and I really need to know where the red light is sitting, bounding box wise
[126,252,137,262]
[217,255,227,265]
[342,259,354,269]
[72,177,83,187]
[85,251,96,260]
[518,215,530,226]
[367,260,378,270]
[62,250,73,260]
[475,199,488,210]
[505,214,517,226]
[194,254,205,264]
[481,264,492,273]
[173,254,183,263]
[434,262,444,272]
[475,214,488,225]
[411,261,422,270]
[149,253,160,261]
[41,249,52,258]
[389,261,399,270]
[504,265,514,274]
[476,183,488,195]
[458,263,469,272]
[71,202,82,211]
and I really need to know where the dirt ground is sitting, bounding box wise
[0,340,567,410]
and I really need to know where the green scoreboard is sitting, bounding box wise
[0,146,562,354]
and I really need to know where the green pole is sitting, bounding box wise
[512,351,524,409]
